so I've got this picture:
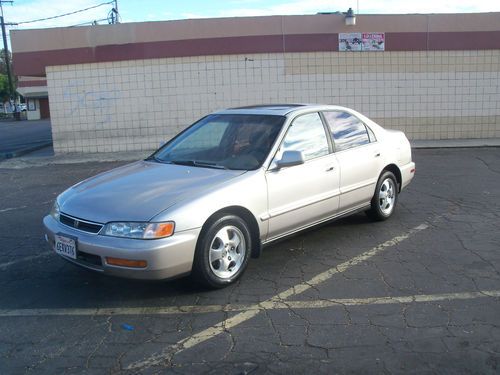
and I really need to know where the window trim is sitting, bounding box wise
[365,124,377,143]
[318,111,336,153]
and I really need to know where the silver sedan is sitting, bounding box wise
[43,104,415,288]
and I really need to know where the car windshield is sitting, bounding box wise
[151,114,286,170]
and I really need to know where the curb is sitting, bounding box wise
[411,138,500,149]
[0,141,53,160]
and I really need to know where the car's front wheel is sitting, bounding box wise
[192,214,251,288]
[366,171,398,221]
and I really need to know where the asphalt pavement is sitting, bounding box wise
[0,119,53,159]
[0,148,499,374]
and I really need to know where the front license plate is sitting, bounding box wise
[54,234,77,260]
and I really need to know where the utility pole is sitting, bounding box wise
[108,0,119,24]
[0,0,14,110]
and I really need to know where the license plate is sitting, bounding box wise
[54,234,77,260]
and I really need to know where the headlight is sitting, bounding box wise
[50,201,60,220]
[102,221,175,239]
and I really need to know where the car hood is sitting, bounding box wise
[59,161,245,223]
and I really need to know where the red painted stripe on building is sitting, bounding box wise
[384,32,428,51]
[429,31,500,50]
[284,33,338,52]
[17,80,48,87]
[12,31,500,77]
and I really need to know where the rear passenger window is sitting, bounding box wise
[323,111,370,152]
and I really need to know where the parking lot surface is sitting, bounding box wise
[0,119,52,159]
[0,148,499,374]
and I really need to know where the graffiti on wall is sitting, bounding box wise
[62,80,121,125]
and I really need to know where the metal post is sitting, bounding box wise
[0,0,14,114]
[114,0,119,24]
[0,15,14,108]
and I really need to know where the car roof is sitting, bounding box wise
[214,104,354,116]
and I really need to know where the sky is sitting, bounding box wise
[2,0,500,31]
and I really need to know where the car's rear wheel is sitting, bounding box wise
[366,171,398,221]
[192,214,251,288]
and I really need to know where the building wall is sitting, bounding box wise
[47,49,500,153]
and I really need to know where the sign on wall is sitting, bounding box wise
[339,33,362,51]
[339,32,385,51]
[27,99,36,111]
[362,33,385,51]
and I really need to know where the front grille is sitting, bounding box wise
[59,213,103,234]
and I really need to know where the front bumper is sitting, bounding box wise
[43,215,201,280]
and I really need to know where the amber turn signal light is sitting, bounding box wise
[106,257,147,268]
[144,222,175,239]
[153,222,175,238]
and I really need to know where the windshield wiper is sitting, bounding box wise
[169,159,196,166]
[144,155,161,163]
[170,160,227,170]
[197,161,228,170]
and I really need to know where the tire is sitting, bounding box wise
[192,214,252,288]
[366,171,398,221]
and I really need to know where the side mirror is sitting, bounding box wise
[276,150,305,169]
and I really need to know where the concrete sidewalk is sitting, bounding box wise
[0,119,52,160]
[411,138,500,148]
[0,150,150,169]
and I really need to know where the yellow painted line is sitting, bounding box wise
[0,304,251,317]
[1,289,499,318]
[268,223,430,302]
[0,251,53,271]
[126,222,430,371]
[0,206,27,213]
[282,290,500,309]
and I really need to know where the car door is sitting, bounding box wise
[265,112,340,240]
[322,111,383,211]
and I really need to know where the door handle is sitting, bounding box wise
[325,166,335,172]
[374,152,381,157]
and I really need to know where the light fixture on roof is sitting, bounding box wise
[345,8,356,26]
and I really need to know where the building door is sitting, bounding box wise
[39,98,50,119]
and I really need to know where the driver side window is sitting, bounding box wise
[277,112,329,162]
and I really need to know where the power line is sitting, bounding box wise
[15,1,114,25]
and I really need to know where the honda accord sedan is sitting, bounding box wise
[43,104,415,288]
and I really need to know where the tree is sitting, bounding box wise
[0,48,12,76]
[0,73,9,101]
[0,49,15,100]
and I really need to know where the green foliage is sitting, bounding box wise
[0,73,9,101]
[0,48,12,76]
[0,50,16,100]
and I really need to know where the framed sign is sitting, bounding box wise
[339,32,385,51]
[362,33,385,51]
[339,33,362,51]
[28,99,36,111]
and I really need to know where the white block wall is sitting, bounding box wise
[47,50,500,153]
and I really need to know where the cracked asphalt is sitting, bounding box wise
[0,147,499,374]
